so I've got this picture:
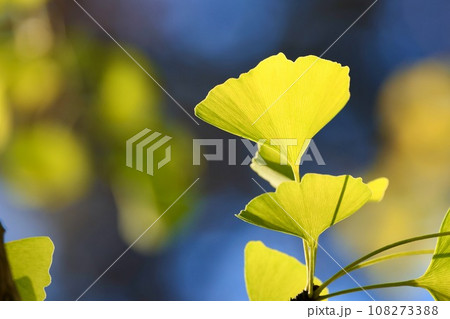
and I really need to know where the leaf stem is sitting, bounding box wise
[314,231,450,298]
[308,244,317,298]
[348,249,433,272]
[317,279,417,300]
[303,240,310,292]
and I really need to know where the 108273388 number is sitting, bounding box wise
[368,305,438,316]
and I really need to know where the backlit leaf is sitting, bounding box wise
[195,53,350,180]
[251,148,389,198]
[245,241,327,301]
[250,148,294,188]
[415,209,450,300]
[5,237,54,301]
[237,174,381,245]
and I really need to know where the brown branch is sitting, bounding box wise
[0,222,21,301]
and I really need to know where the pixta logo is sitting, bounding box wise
[126,128,172,176]
[126,129,326,176]
[192,138,325,166]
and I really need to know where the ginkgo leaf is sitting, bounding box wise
[250,149,294,188]
[251,147,389,196]
[415,209,450,300]
[5,236,54,301]
[237,174,383,245]
[195,53,350,180]
[245,241,327,301]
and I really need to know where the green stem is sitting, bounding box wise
[317,279,417,300]
[348,249,434,272]
[308,244,317,298]
[314,231,450,298]
[303,240,310,292]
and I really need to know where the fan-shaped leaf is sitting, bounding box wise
[238,174,384,245]
[195,53,350,179]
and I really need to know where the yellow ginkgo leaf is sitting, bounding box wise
[245,241,327,301]
[237,174,386,245]
[5,237,54,301]
[251,147,389,195]
[250,149,294,188]
[415,209,450,300]
[195,53,350,180]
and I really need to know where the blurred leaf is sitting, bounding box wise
[97,52,160,137]
[5,237,54,301]
[367,178,389,202]
[0,82,11,152]
[14,14,54,57]
[2,0,49,11]
[237,174,387,245]
[9,58,62,112]
[380,60,450,156]
[2,124,91,209]
[335,60,450,275]
[112,129,199,253]
[195,53,350,180]
[245,241,327,301]
[415,209,450,300]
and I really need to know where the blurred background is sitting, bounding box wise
[0,0,449,300]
